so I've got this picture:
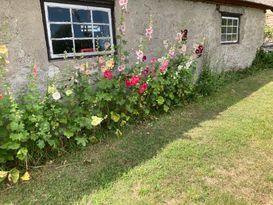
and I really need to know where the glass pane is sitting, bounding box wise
[95,39,111,51]
[221,34,227,42]
[227,35,232,41]
[75,40,94,53]
[48,7,70,22]
[232,34,238,41]
[72,9,91,23]
[233,19,238,26]
[227,19,233,26]
[222,18,227,26]
[93,11,109,23]
[221,27,226,34]
[93,25,110,37]
[50,24,72,38]
[73,24,93,38]
[52,40,73,54]
[233,27,238,33]
[227,27,232,33]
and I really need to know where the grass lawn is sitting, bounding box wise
[1,69,273,205]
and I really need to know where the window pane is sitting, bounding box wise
[227,27,232,33]
[233,19,238,26]
[93,25,110,37]
[227,19,233,26]
[75,40,94,53]
[52,40,73,54]
[95,39,111,51]
[222,18,227,26]
[73,24,93,38]
[50,24,72,38]
[72,9,91,23]
[93,11,109,23]
[227,35,232,41]
[232,34,237,41]
[232,27,238,33]
[221,34,227,42]
[221,27,226,34]
[48,7,70,22]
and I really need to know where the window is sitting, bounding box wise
[43,2,114,59]
[221,15,240,44]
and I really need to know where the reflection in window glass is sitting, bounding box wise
[73,24,93,38]
[93,10,109,23]
[72,9,91,23]
[48,7,70,22]
[52,40,73,54]
[50,24,72,38]
[95,39,111,51]
[93,25,110,37]
[75,40,94,53]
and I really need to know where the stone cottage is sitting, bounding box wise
[0,0,273,90]
[266,10,273,26]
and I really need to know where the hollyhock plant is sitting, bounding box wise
[195,44,204,57]
[146,27,153,40]
[52,91,61,101]
[169,49,175,59]
[118,65,126,72]
[126,75,141,87]
[139,83,148,94]
[136,50,144,61]
[104,70,113,80]
[119,0,128,10]
[181,29,188,41]
[142,67,150,77]
[150,57,157,64]
[159,60,169,73]
[33,64,38,78]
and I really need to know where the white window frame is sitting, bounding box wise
[221,16,240,44]
[44,2,114,59]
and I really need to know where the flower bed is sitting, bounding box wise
[0,0,205,184]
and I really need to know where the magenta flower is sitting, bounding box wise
[150,57,157,64]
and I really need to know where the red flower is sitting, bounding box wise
[195,45,204,57]
[104,70,113,80]
[131,75,141,85]
[0,94,3,101]
[33,64,38,78]
[125,75,141,87]
[139,83,148,94]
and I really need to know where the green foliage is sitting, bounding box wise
[265,25,273,42]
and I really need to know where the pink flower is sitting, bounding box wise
[119,0,128,10]
[145,27,153,40]
[98,56,105,64]
[136,50,144,61]
[169,49,175,59]
[104,70,113,80]
[118,65,126,72]
[150,57,157,64]
[179,44,187,54]
[139,83,148,94]
[85,69,92,75]
[160,60,169,73]
[33,64,38,78]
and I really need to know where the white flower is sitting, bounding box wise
[52,91,61,101]
[185,61,193,69]
[178,65,184,71]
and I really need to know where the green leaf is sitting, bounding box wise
[64,130,74,139]
[8,168,20,184]
[17,147,28,161]
[0,142,21,150]
[111,112,121,123]
[157,96,165,106]
[0,171,8,183]
[163,105,170,113]
[37,140,45,149]
[75,137,88,147]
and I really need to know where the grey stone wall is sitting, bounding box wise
[0,0,265,91]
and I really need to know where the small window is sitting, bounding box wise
[221,15,240,44]
[44,2,114,59]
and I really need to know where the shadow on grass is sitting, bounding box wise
[1,70,273,205]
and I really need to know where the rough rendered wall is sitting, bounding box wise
[118,0,265,72]
[0,0,266,92]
